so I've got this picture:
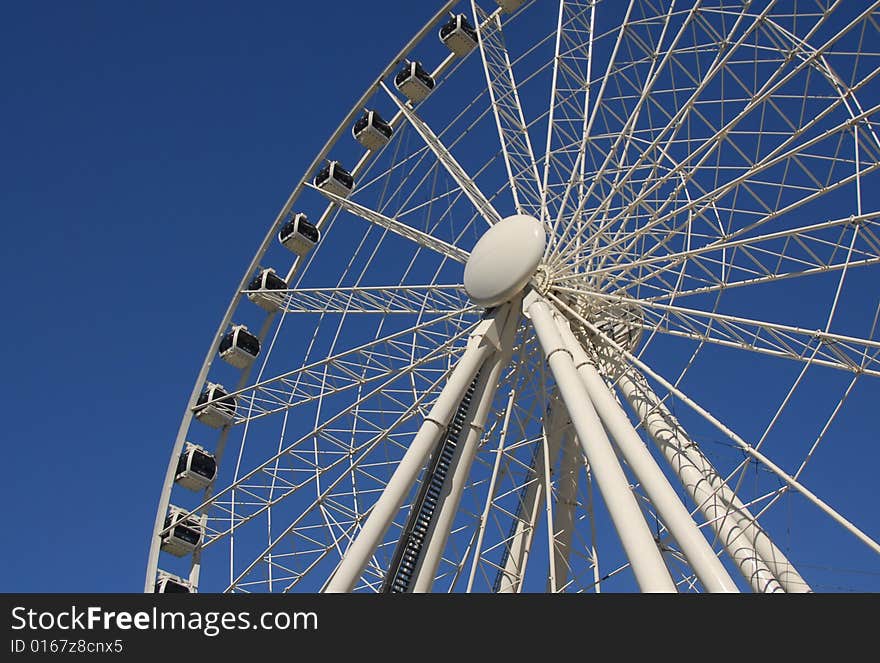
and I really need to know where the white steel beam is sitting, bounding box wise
[541,395,578,592]
[311,185,470,264]
[411,298,521,591]
[472,1,543,216]
[549,292,880,565]
[496,393,567,593]
[524,291,676,592]
[614,366,809,593]
[383,81,503,226]
[549,428,579,592]
[325,304,510,592]
[495,456,543,593]
[466,387,517,593]
[555,318,739,593]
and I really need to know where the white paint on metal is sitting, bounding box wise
[411,297,521,591]
[325,304,509,592]
[556,319,739,593]
[464,214,546,307]
[524,291,676,592]
[615,366,807,593]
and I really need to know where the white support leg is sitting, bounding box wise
[547,400,584,593]
[325,305,509,593]
[541,419,558,592]
[496,393,569,593]
[583,460,602,591]
[615,366,807,592]
[525,292,677,592]
[411,301,521,592]
[555,319,739,593]
[466,388,516,593]
[496,445,547,593]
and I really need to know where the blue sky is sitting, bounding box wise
[0,0,434,592]
[2,1,878,593]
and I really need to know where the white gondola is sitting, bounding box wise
[278,212,320,256]
[314,160,354,198]
[175,442,218,491]
[160,506,205,557]
[394,61,435,103]
[496,0,524,13]
[155,571,193,593]
[246,268,288,312]
[440,14,477,56]
[352,109,394,150]
[218,324,260,369]
[193,382,235,429]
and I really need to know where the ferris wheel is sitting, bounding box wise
[146,0,880,593]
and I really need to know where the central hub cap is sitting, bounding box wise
[464,214,546,307]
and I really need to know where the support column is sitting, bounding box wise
[496,394,566,593]
[615,364,809,592]
[525,292,676,592]
[556,319,739,593]
[548,400,578,592]
[325,305,509,593]
[411,300,521,592]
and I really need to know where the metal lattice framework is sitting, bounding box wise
[146,0,880,594]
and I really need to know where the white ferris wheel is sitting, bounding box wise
[146,0,880,593]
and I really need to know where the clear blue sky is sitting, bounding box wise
[2,1,877,593]
[0,0,436,592]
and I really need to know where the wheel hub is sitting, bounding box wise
[464,214,546,307]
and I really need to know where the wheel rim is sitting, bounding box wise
[147,0,880,593]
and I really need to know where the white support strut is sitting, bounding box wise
[384,82,503,226]
[555,318,740,593]
[543,395,578,592]
[548,422,579,592]
[496,393,567,593]
[325,304,510,593]
[614,365,809,593]
[411,299,521,592]
[524,291,677,592]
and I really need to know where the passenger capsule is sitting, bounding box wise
[160,506,204,557]
[440,14,477,56]
[496,0,524,13]
[352,109,394,150]
[394,61,435,103]
[246,268,288,312]
[314,160,354,198]
[193,382,236,429]
[155,572,193,593]
[175,443,218,491]
[278,212,320,256]
[219,324,261,368]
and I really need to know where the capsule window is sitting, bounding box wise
[189,449,217,479]
[413,62,435,89]
[394,61,435,89]
[218,333,234,355]
[246,269,288,313]
[156,577,191,593]
[197,384,235,414]
[248,269,288,293]
[354,114,369,134]
[296,217,319,243]
[394,64,412,88]
[237,329,260,356]
[440,15,477,42]
[371,112,393,138]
